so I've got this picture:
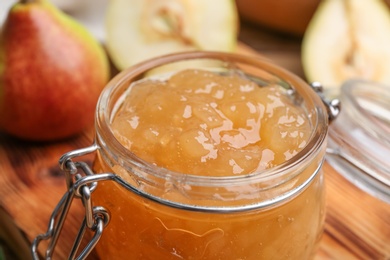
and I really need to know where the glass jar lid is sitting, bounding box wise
[327,80,390,203]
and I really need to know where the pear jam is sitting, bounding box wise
[111,69,310,176]
[93,69,325,259]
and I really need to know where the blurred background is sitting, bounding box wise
[0,0,323,79]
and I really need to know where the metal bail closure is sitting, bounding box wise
[31,144,112,260]
[310,81,341,123]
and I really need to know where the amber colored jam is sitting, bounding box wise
[111,69,311,176]
[93,69,326,259]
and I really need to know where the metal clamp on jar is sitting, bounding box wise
[31,52,340,260]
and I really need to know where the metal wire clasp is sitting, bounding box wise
[310,82,341,123]
[31,144,114,260]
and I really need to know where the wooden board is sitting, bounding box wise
[1,45,390,260]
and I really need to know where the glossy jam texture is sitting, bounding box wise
[111,69,311,176]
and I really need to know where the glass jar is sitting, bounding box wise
[327,80,390,204]
[32,52,336,260]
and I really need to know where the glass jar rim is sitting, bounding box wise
[341,80,390,145]
[95,51,329,186]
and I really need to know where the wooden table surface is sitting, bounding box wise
[1,21,390,260]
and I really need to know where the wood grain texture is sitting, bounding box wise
[0,130,96,259]
[1,39,390,259]
[318,163,390,260]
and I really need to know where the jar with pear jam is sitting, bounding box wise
[32,52,338,260]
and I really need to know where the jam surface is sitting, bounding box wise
[111,69,311,176]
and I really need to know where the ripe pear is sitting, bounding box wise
[105,0,238,71]
[0,0,110,141]
[302,0,390,93]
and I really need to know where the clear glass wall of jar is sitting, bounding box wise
[327,80,390,204]
[89,52,330,259]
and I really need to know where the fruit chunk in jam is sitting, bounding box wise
[111,69,311,176]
